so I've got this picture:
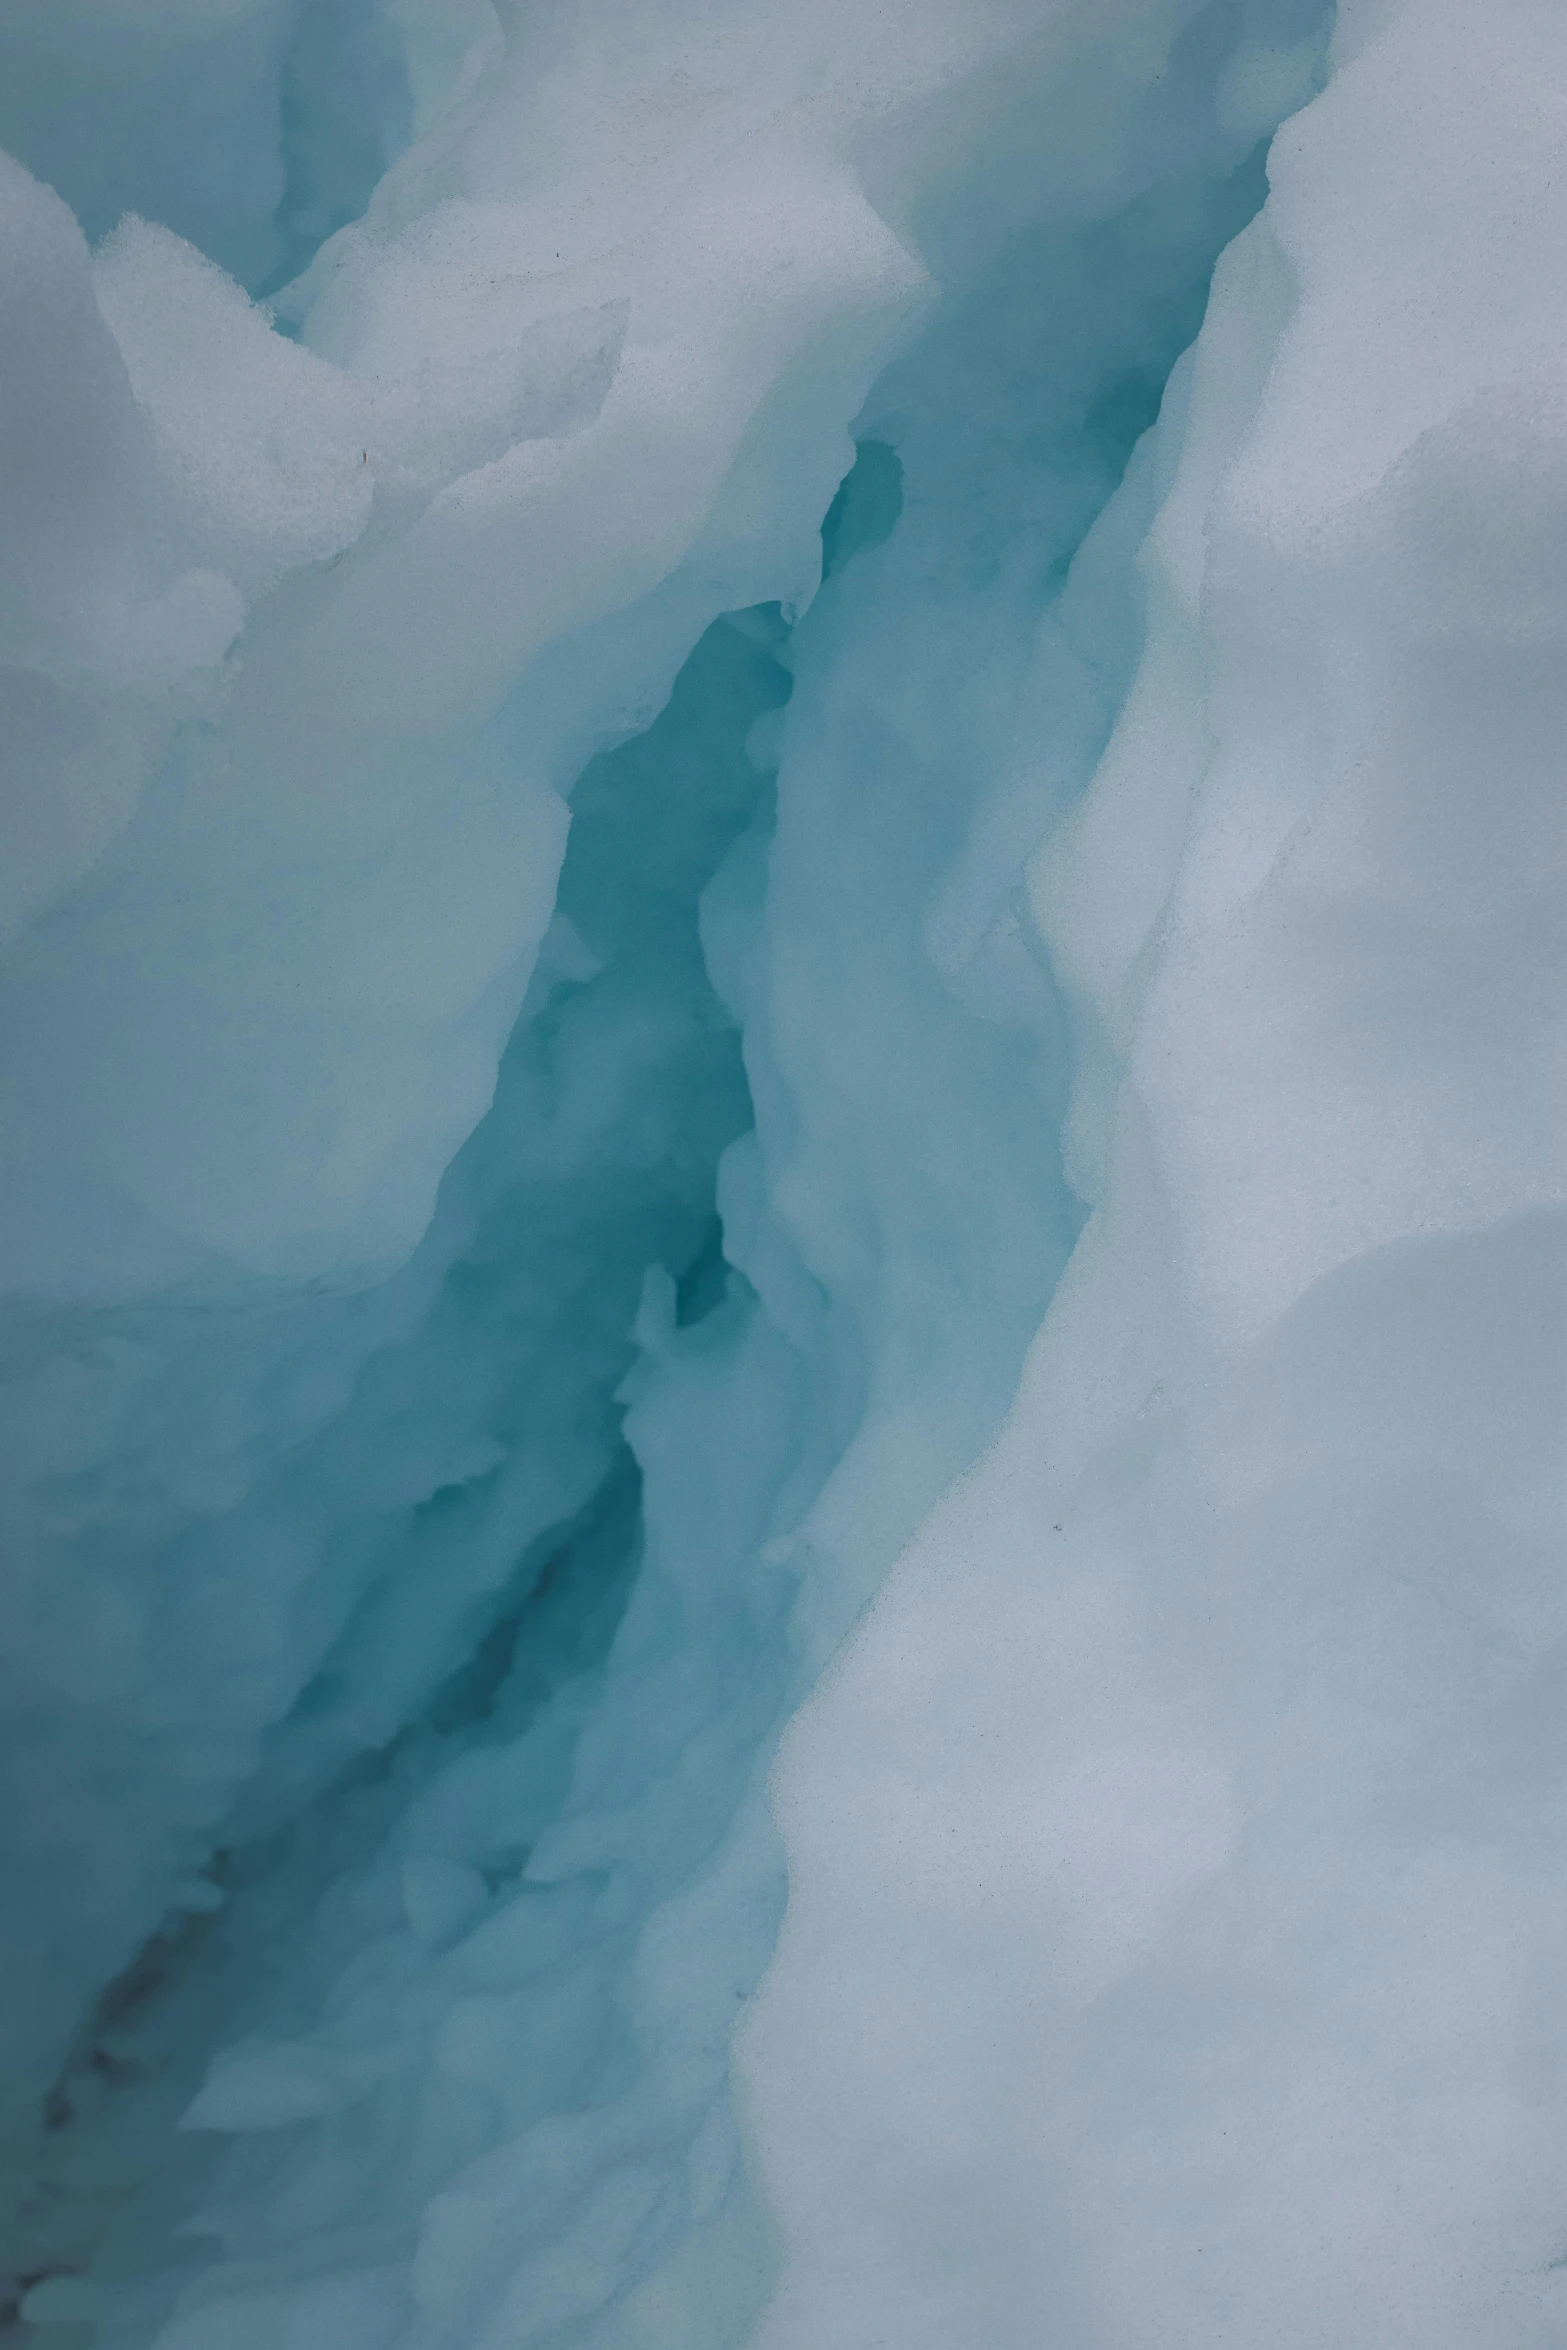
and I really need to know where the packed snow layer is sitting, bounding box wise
[0,0,1561,2345]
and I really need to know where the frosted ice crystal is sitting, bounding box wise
[0,1,1561,2346]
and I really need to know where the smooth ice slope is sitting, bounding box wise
[742,3,1567,2346]
[2,0,1560,2346]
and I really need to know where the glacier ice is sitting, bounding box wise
[0,0,1563,2346]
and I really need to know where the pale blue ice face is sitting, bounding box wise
[0,2,1432,2343]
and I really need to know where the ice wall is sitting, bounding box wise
[0,0,947,2203]
[2,0,1559,2345]
[742,3,1567,2346]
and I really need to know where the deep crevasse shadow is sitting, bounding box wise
[0,10,1338,2335]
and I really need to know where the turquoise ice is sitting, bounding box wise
[0,3,1563,2346]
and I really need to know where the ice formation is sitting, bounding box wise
[0,0,1562,2345]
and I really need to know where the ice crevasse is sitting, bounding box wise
[0,0,1563,2344]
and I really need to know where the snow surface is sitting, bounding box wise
[0,0,1562,2345]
